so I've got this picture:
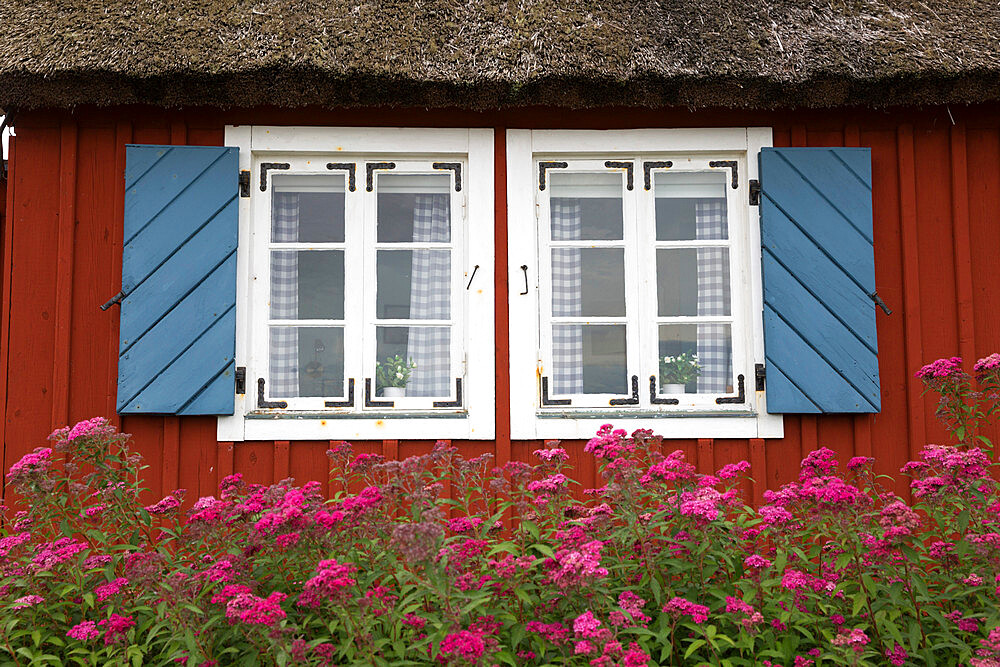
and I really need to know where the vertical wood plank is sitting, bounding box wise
[163,416,180,494]
[696,438,714,475]
[274,440,290,481]
[844,123,875,461]
[0,133,15,487]
[493,127,511,476]
[107,121,131,428]
[897,124,927,456]
[170,120,187,146]
[950,123,976,365]
[800,415,818,459]
[217,441,234,481]
[749,438,766,507]
[382,439,398,462]
[790,125,807,147]
[52,117,78,430]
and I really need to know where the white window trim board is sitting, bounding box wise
[219,127,496,441]
[506,128,784,440]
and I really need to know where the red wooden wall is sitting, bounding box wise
[3,104,999,508]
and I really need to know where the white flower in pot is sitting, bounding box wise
[375,355,417,398]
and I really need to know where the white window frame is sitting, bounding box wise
[219,127,495,441]
[507,128,783,440]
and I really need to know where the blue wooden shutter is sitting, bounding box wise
[116,145,239,415]
[759,147,880,413]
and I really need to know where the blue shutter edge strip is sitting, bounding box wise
[759,147,881,414]
[117,145,239,415]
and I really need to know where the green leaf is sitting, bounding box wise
[684,639,707,658]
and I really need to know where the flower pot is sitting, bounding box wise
[383,386,406,398]
[662,383,687,394]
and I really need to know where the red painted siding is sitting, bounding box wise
[4,105,1000,507]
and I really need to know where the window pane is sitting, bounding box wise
[375,326,451,397]
[656,248,731,317]
[654,172,728,241]
[270,250,344,320]
[551,248,625,317]
[552,324,627,395]
[377,174,451,243]
[658,324,733,395]
[268,326,344,398]
[271,175,345,243]
[376,250,451,320]
[549,172,623,241]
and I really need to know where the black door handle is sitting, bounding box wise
[519,265,529,295]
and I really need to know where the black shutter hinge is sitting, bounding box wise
[869,291,892,315]
[749,179,761,206]
[239,170,251,198]
[755,363,766,391]
[100,290,126,311]
[235,366,246,394]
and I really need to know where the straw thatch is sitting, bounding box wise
[1,0,999,110]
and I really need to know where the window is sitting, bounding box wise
[219,128,495,441]
[507,129,783,439]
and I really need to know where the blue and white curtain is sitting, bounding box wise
[550,198,584,394]
[547,196,732,396]
[695,199,732,393]
[269,193,300,397]
[406,194,452,397]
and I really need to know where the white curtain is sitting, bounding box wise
[405,194,451,397]
[550,198,584,394]
[269,193,300,397]
[695,199,732,393]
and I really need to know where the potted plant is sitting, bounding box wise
[375,355,417,398]
[659,352,700,394]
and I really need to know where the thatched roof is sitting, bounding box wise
[1,0,999,111]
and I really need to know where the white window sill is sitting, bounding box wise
[515,411,783,440]
[219,411,492,441]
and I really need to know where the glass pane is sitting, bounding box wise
[656,248,731,317]
[270,250,344,320]
[376,250,451,320]
[658,324,733,395]
[552,324,627,395]
[375,326,451,398]
[551,248,625,317]
[654,171,728,241]
[377,174,451,243]
[549,172,623,241]
[271,174,345,243]
[268,326,344,398]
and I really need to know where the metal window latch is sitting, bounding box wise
[100,290,126,311]
[869,291,892,315]
[749,179,761,206]
[235,367,246,394]
[238,170,251,198]
[755,363,766,391]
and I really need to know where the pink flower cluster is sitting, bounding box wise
[6,447,52,484]
[662,596,709,624]
[547,540,608,589]
[915,356,965,380]
[299,558,357,608]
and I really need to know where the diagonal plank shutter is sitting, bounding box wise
[759,147,881,413]
[117,145,239,415]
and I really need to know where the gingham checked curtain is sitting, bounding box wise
[695,199,733,393]
[269,192,300,397]
[406,194,451,397]
[550,198,584,394]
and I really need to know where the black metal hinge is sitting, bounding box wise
[235,366,246,394]
[239,170,251,198]
[755,363,766,391]
[257,378,287,409]
[609,375,640,406]
[869,291,892,315]
[749,179,761,206]
[716,374,746,404]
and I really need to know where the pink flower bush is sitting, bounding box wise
[3,377,1000,665]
